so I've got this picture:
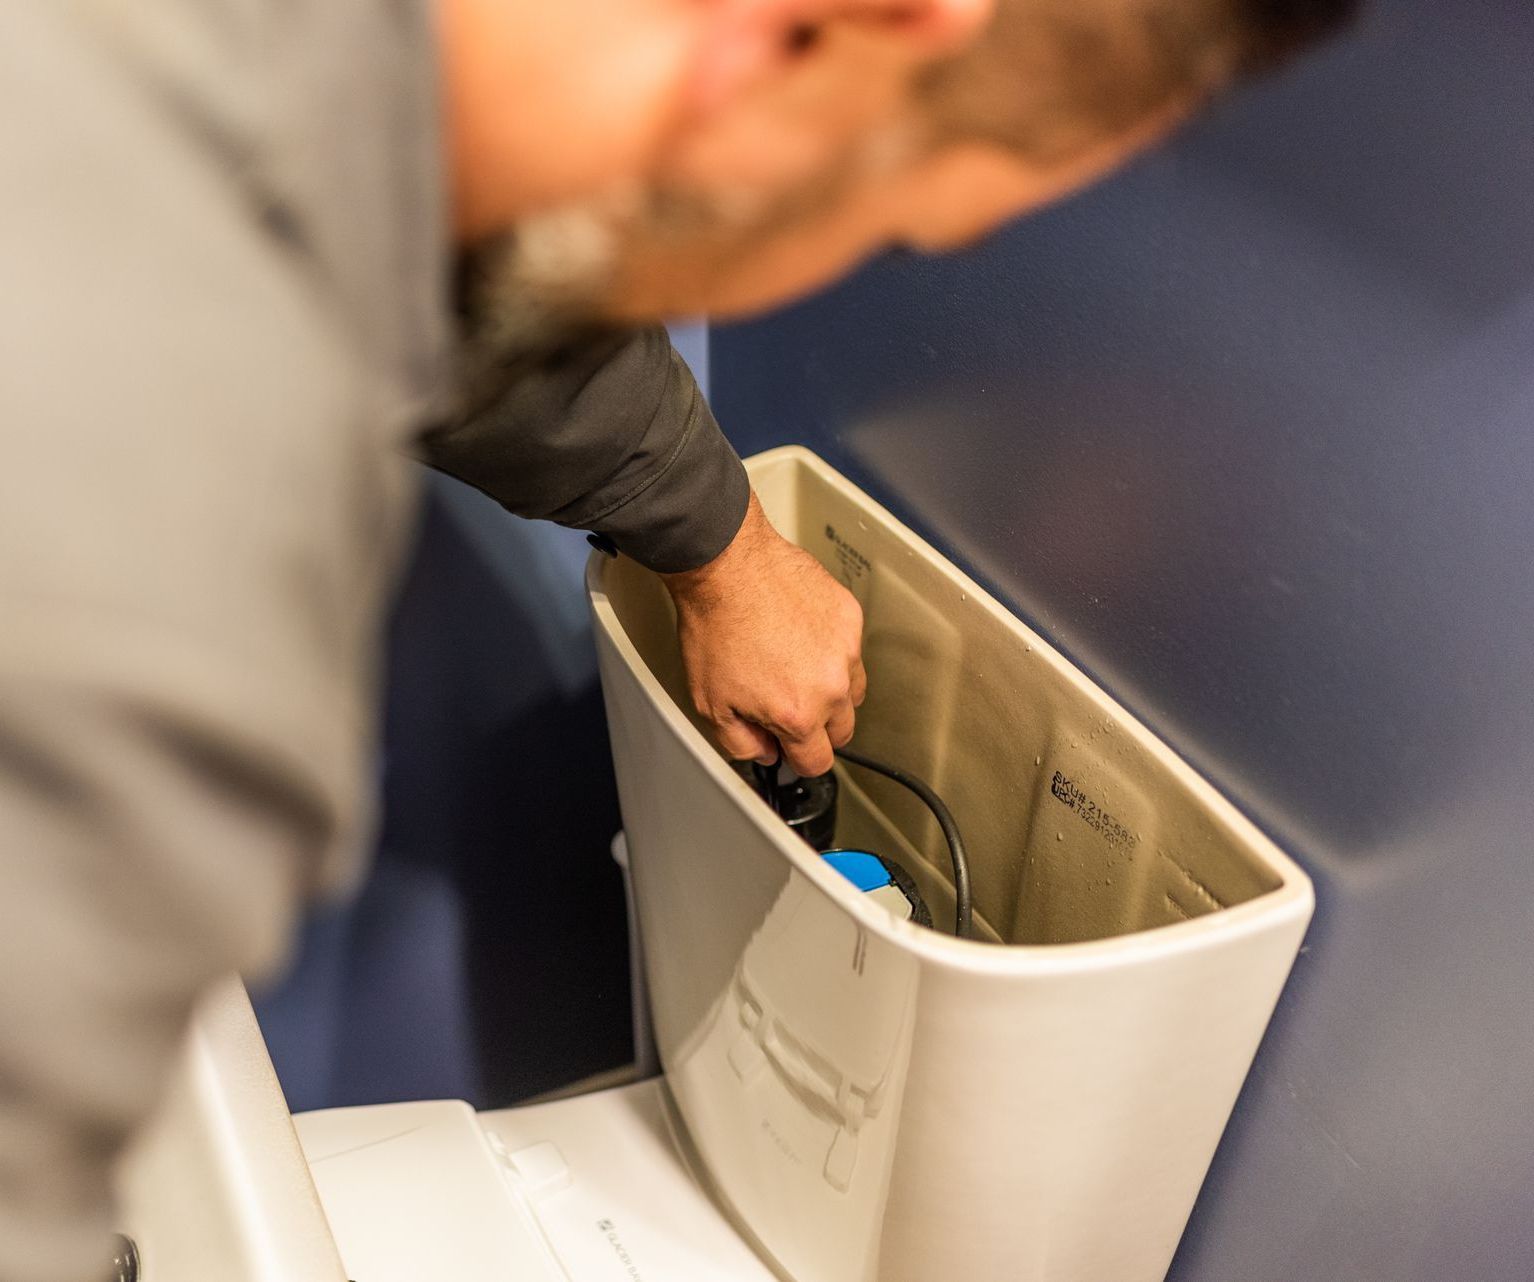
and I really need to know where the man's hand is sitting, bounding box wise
[662,493,866,776]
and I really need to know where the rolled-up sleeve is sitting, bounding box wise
[416,326,750,574]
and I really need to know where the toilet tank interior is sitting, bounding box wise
[599,448,1283,946]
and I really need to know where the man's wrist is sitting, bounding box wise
[662,492,772,606]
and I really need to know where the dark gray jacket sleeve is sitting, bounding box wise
[416,327,751,574]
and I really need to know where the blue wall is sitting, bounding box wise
[712,3,1534,1276]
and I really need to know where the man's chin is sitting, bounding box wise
[606,252,877,326]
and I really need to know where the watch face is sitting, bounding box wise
[820,850,933,929]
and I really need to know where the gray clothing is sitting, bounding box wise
[0,3,747,1279]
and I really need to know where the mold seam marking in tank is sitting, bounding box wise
[1157,850,1224,912]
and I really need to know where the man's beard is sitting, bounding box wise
[451,121,923,405]
[456,201,624,357]
[453,178,809,355]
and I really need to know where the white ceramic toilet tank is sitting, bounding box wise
[589,446,1312,1282]
[116,447,1311,1282]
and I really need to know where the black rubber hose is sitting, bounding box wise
[834,747,974,939]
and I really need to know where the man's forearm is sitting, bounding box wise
[417,325,749,573]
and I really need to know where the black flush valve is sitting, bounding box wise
[751,759,839,852]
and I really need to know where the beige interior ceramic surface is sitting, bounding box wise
[601,447,1283,947]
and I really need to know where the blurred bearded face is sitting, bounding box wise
[460,116,915,341]
[444,0,1336,351]
[459,104,1175,354]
